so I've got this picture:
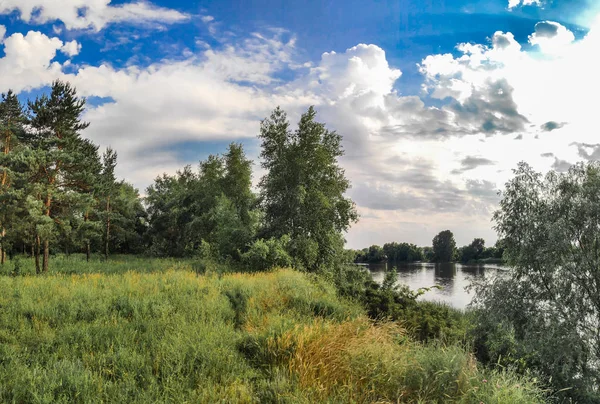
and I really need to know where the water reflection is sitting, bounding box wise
[365,261,506,310]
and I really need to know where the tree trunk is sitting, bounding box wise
[105,196,111,260]
[42,194,51,272]
[1,129,10,264]
[84,210,90,262]
[0,228,5,265]
[35,235,41,274]
[1,132,9,187]
[42,239,49,273]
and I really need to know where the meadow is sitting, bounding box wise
[0,256,547,403]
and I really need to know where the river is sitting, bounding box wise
[364,261,507,310]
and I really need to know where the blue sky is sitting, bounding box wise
[1,0,598,248]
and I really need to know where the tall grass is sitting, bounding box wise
[0,261,547,403]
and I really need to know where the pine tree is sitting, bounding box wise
[0,91,27,264]
[27,80,94,272]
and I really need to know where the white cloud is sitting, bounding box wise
[60,40,81,57]
[529,21,575,54]
[0,0,190,31]
[508,0,542,9]
[308,44,401,102]
[0,31,64,93]
[1,15,600,248]
[202,32,297,85]
[0,25,6,43]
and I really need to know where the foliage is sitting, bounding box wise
[457,238,505,264]
[145,143,257,259]
[241,235,292,272]
[258,106,358,272]
[432,230,457,263]
[330,264,469,344]
[471,161,600,402]
[353,242,424,263]
[383,241,424,262]
[0,82,146,270]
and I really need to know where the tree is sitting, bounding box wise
[365,245,386,263]
[422,246,435,262]
[146,166,199,257]
[383,242,423,262]
[258,106,358,271]
[27,80,95,272]
[107,182,147,254]
[100,148,117,260]
[431,230,456,263]
[0,91,26,264]
[222,143,254,226]
[458,238,486,263]
[472,161,600,401]
[145,143,257,259]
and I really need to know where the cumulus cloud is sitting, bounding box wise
[0,25,5,43]
[0,0,190,31]
[0,31,64,92]
[417,33,529,138]
[60,40,81,57]
[0,27,305,187]
[529,21,575,54]
[1,12,599,248]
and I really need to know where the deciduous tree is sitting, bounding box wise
[432,230,456,263]
[258,106,358,271]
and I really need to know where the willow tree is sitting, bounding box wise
[258,106,357,272]
[27,80,95,272]
[473,161,600,401]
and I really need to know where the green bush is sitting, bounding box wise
[241,235,292,272]
[331,264,470,344]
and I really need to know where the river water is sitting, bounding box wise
[364,262,507,310]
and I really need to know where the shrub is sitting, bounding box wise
[331,264,469,344]
[241,236,292,272]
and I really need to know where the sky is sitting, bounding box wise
[1,0,599,249]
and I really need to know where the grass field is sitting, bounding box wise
[0,257,546,403]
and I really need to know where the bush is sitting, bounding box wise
[331,264,469,344]
[241,236,292,272]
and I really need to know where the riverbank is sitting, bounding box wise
[0,259,545,402]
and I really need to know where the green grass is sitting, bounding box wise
[0,254,193,276]
[0,257,547,403]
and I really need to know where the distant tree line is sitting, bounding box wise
[1,84,357,272]
[351,231,505,264]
